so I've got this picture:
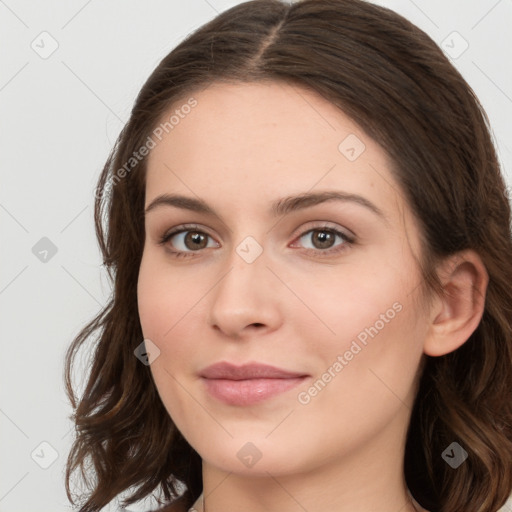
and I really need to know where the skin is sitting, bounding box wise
[137,81,488,512]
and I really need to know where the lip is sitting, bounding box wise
[200,362,309,406]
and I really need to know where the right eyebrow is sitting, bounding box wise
[145,194,214,216]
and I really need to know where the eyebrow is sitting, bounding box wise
[144,190,389,225]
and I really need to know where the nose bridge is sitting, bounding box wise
[208,233,281,335]
[214,234,268,308]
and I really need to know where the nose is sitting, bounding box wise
[207,248,283,340]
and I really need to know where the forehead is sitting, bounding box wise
[149,80,384,172]
[145,80,418,240]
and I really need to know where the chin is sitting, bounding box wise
[187,430,313,477]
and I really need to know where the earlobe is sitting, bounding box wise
[423,250,489,357]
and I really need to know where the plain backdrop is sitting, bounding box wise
[1,1,511,511]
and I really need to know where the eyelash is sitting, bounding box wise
[158,223,355,259]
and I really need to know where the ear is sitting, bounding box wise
[423,249,489,357]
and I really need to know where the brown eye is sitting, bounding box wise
[182,231,208,250]
[296,228,351,252]
[310,230,337,249]
[159,225,219,258]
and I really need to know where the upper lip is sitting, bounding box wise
[200,362,307,380]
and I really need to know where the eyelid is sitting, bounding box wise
[289,220,355,243]
[160,223,214,242]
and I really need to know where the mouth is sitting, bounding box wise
[199,362,309,406]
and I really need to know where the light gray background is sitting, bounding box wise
[1,1,511,511]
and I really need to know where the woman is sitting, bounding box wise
[64,1,512,511]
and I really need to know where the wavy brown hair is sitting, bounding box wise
[64,0,512,511]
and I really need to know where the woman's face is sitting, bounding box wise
[137,81,430,477]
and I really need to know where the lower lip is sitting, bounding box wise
[202,377,307,406]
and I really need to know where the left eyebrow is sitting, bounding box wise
[144,190,390,226]
[272,190,389,225]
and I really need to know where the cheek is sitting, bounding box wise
[290,264,409,351]
[137,255,203,428]
[290,256,425,402]
[137,252,219,382]
[137,250,200,336]
[293,293,424,453]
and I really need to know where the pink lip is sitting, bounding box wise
[200,362,308,406]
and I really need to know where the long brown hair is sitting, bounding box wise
[64,1,512,511]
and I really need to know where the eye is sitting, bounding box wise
[159,224,219,258]
[290,225,354,256]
